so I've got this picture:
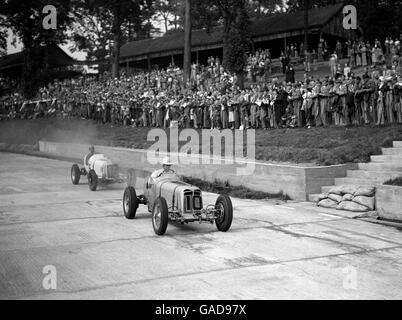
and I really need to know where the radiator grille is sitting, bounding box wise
[107,164,119,178]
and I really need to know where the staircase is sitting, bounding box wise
[309,141,402,202]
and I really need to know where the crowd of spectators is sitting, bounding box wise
[1,38,402,130]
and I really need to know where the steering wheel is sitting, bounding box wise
[157,169,175,178]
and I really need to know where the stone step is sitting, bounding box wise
[346,170,401,182]
[334,177,379,186]
[370,155,402,163]
[382,147,402,156]
[393,141,402,148]
[358,162,402,172]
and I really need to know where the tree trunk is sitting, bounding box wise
[222,10,230,68]
[22,47,33,98]
[111,10,121,78]
[183,0,192,87]
[237,71,244,90]
[304,0,309,53]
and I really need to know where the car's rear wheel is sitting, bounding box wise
[152,197,168,236]
[127,169,136,187]
[215,194,233,232]
[123,186,139,219]
[88,170,98,191]
[71,164,81,185]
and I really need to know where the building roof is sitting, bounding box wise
[121,4,345,61]
[0,44,76,72]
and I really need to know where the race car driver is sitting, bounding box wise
[151,156,175,179]
[85,145,96,166]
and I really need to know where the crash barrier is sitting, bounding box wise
[38,140,357,201]
[376,185,402,221]
[316,185,376,212]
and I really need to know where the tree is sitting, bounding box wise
[69,0,156,77]
[0,0,73,97]
[154,0,183,32]
[247,0,285,18]
[218,0,251,89]
[0,16,7,56]
[183,0,192,87]
[69,4,114,70]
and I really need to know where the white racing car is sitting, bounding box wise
[122,171,233,235]
[71,152,135,191]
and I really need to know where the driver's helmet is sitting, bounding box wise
[161,156,172,166]
[89,145,95,153]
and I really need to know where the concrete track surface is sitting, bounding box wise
[0,152,402,300]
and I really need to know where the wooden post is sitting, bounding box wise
[304,0,309,53]
[183,0,192,87]
[147,55,151,71]
[284,37,287,54]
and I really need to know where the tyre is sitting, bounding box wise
[71,164,81,185]
[215,194,233,232]
[127,169,136,187]
[152,197,169,235]
[88,169,98,191]
[123,186,139,219]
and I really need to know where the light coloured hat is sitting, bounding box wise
[161,156,172,166]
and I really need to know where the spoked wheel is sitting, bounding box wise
[71,164,81,185]
[215,194,233,232]
[123,186,139,219]
[152,197,168,236]
[88,170,98,191]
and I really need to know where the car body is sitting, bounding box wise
[123,170,233,235]
[71,153,132,191]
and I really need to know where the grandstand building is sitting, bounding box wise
[120,4,360,72]
[0,44,79,79]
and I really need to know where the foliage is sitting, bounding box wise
[69,0,157,77]
[0,0,73,97]
[181,176,290,200]
[384,177,402,187]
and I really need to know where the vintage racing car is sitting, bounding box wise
[122,171,233,235]
[71,153,135,191]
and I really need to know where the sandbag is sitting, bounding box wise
[328,185,358,195]
[354,186,376,197]
[353,196,375,211]
[318,198,338,209]
[316,194,328,202]
[327,193,343,203]
[327,186,343,195]
[336,201,370,212]
[342,194,354,201]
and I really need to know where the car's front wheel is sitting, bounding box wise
[215,194,233,232]
[71,164,81,185]
[152,197,169,236]
[88,170,98,191]
[123,186,139,219]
